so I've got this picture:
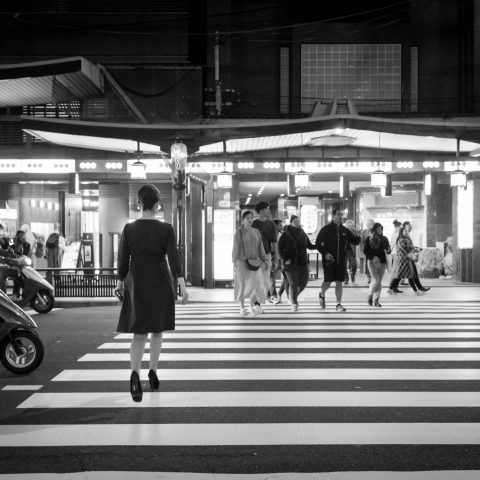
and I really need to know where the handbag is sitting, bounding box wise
[240,230,261,271]
[408,251,419,262]
[398,242,418,262]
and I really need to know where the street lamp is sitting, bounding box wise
[171,141,188,171]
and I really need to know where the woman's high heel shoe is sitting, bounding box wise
[148,369,160,390]
[130,371,143,402]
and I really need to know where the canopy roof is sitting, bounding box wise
[21,114,480,157]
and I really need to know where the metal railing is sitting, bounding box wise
[37,268,117,298]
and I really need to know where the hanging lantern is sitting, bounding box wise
[371,169,387,188]
[450,166,467,188]
[130,160,146,179]
[171,142,188,171]
[294,170,309,189]
[217,171,233,189]
[130,142,146,179]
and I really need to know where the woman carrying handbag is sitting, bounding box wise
[232,210,268,315]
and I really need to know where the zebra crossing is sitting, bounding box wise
[2,298,480,478]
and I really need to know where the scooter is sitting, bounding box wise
[2,257,55,314]
[0,289,44,374]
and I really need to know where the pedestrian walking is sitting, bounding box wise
[278,215,315,311]
[343,219,358,285]
[359,219,374,284]
[388,225,424,296]
[232,210,268,316]
[267,219,284,302]
[252,201,278,313]
[115,184,189,403]
[315,208,361,312]
[402,221,430,292]
[364,222,391,307]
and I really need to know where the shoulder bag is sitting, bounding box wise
[240,230,261,271]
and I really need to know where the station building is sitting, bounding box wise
[0,0,479,285]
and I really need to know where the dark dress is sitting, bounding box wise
[116,219,183,334]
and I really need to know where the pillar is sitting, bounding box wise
[204,177,215,288]
[190,180,204,286]
[99,183,129,268]
[425,183,452,247]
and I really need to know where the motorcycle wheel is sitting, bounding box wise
[0,330,44,374]
[30,290,55,314]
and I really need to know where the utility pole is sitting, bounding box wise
[214,30,222,117]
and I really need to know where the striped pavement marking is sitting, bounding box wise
[172,325,480,330]
[52,368,480,382]
[77,352,480,362]
[174,319,480,324]
[98,341,480,349]
[116,331,480,338]
[1,423,480,446]
[3,298,480,476]
[1,385,43,391]
[17,391,480,409]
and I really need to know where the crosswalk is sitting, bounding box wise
[3,299,480,478]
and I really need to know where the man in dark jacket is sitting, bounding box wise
[315,208,360,312]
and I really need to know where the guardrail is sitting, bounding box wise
[36,268,117,298]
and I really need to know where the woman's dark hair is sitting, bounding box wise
[242,210,253,220]
[137,184,161,210]
[396,226,408,244]
[370,222,383,249]
[254,201,269,213]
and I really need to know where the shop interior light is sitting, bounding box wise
[339,175,349,198]
[425,173,432,196]
[294,170,310,189]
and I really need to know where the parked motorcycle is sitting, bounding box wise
[1,256,55,314]
[0,289,44,374]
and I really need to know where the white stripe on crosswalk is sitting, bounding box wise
[52,368,480,382]
[175,319,480,324]
[173,325,480,330]
[77,352,480,362]
[1,422,479,446]
[116,332,480,339]
[98,341,480,350]
[17,391,480,409]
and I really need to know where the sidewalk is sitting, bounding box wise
[54,274,479,308]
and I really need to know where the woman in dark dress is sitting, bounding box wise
[115,184,188,402]
[278,215,315,312]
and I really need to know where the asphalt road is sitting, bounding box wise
[1,291,480,478]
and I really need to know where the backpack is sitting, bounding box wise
[46,233,59,249]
